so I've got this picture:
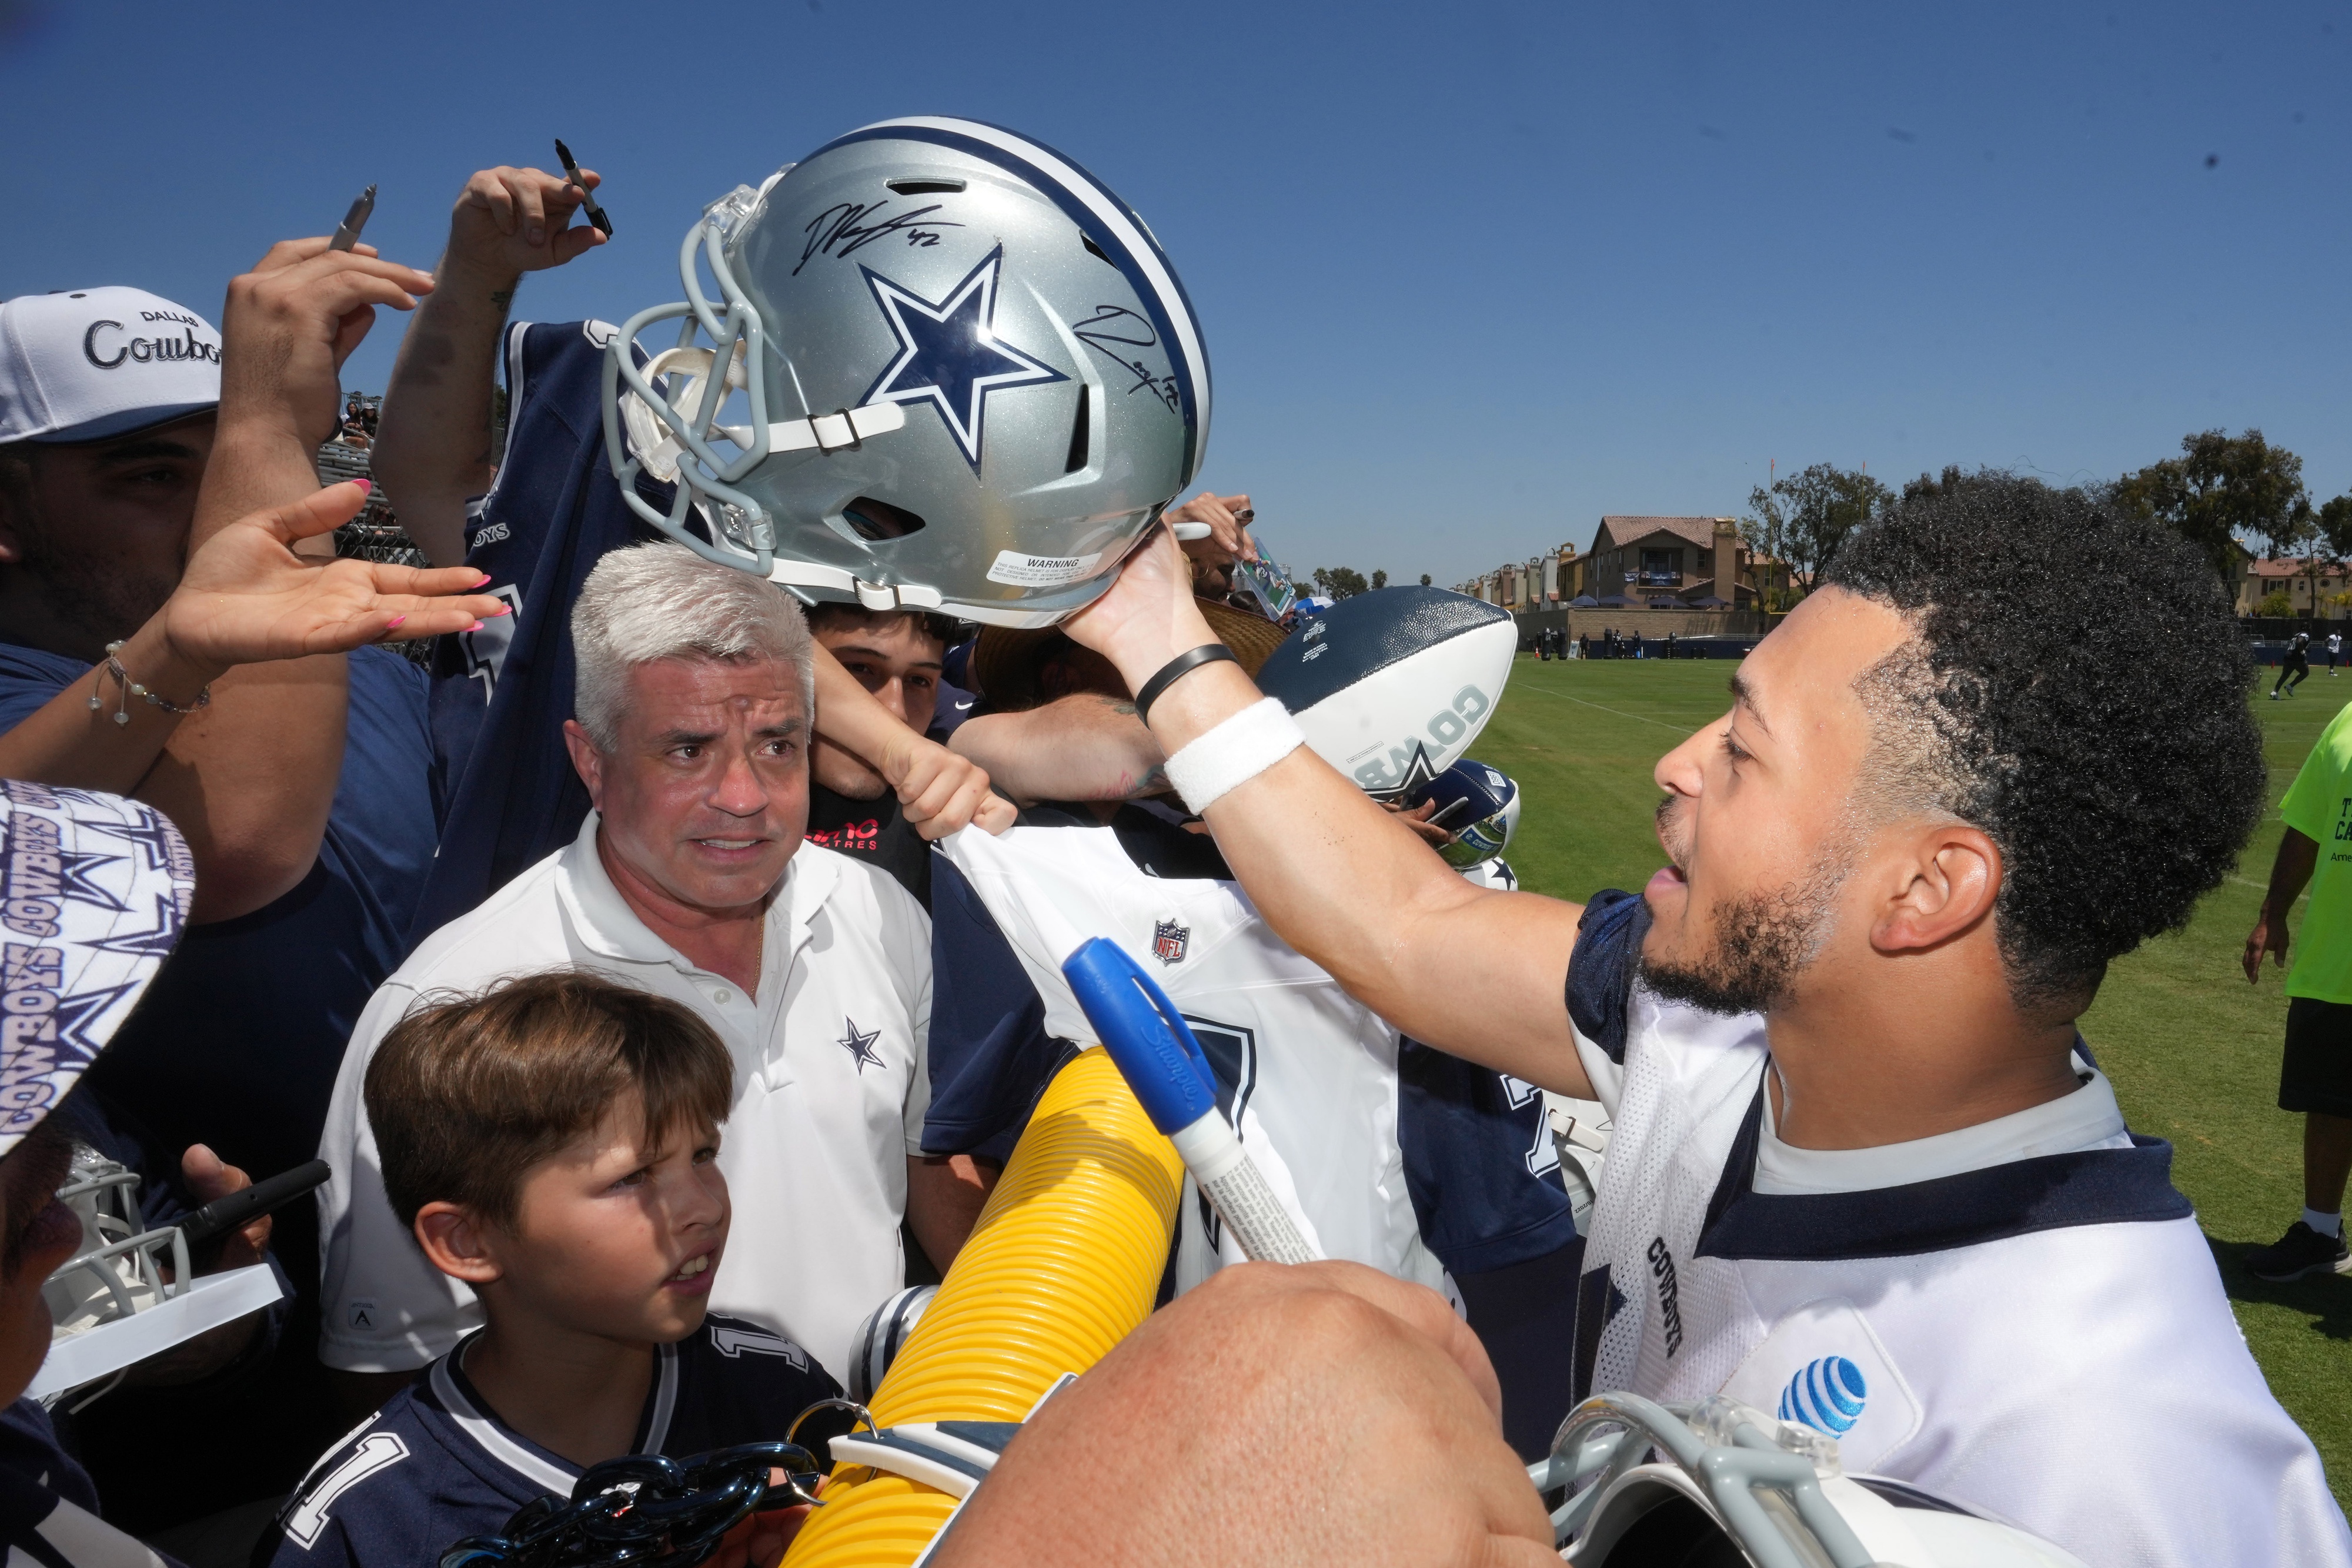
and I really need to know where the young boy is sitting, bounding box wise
[261,974,844,1568]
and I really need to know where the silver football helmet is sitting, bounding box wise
[1538,1393,2089,1567]
[603,116,1210,626]
[43,1143,192,1340]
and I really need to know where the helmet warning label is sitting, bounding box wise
[987,550,1102,587]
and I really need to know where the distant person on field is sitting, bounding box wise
[2328,630,2341,677]
[2243,698,2352,1281]
[2273,631,2311,699]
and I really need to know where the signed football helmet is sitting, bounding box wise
[1408,757,1521,870]
[1541,1394,2089,1568]
[603,117,1210,626]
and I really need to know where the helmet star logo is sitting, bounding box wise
[860,245,1065,473]
[838,1017,885,1075]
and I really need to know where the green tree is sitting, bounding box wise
[1743,462,1889,597]
[1419,573,1432,587]
[1311,566,1369,599]
[2257,589,2294,618]
[2318,493,2352,561]
[1371,569,1389,590]
[2106,429,2308,584]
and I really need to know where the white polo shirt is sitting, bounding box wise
[316,813,931,1383]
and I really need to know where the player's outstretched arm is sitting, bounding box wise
[933,1263,1558,1568]
[1065,527,1592,1095]
[811,643,1014,837]
[375,165,609,566]
[949,694,1169,805]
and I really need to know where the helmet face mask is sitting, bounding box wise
[604,118,1210,627]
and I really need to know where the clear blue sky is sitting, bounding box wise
[3,1,2343,589]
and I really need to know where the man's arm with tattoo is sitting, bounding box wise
[374,165,607,565]
[948,694,1171,805]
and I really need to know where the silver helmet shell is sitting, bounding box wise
[604,117,1209,627]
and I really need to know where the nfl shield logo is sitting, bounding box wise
[1152,920,1190,965]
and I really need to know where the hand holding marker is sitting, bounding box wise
[1063,938,1317,1264]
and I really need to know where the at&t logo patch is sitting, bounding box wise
[1779,1354,1867,1435]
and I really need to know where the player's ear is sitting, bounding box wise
[415,1201,506,1287]
[1869,821,2000,956]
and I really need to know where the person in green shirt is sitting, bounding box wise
[2243,696,2352,1279]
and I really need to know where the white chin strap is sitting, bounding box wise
[620,344,909,485]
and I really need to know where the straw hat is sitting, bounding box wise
[970,599,1290,710]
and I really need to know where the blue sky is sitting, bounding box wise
[3,1,2343,589]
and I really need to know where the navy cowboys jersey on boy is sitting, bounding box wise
[260,1315,839,1568]
[1564,890,2352,1568]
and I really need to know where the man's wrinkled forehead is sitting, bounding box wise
[624,653,806,718]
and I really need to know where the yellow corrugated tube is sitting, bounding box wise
[780,1047,1182,1567]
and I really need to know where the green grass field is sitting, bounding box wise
[1485,653,2351,1507]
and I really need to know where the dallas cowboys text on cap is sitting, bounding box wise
[0,286,223,444]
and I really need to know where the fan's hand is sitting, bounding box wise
[448,165,609,282]
[880,728,1015,838]
[161,480,509,673]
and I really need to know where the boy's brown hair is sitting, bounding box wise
[366,971,733,1232]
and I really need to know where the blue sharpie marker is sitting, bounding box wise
[1061,937,1317,1265]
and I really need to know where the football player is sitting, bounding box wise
[962,476,2351,1566]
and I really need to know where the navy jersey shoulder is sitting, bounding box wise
[410,320,686,945]
[921,854,1071,1166]
[666,1313,844,1455]
[1395,1044,1578,1275]
[262,1318,840,1568]
[260,1379,520,1568]
[1566,888,1649,1065]
[0,1400,96,1519]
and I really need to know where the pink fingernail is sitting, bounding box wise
[354,479,372,494]
[465,620,485,633]
[473,573,493,587]
[491,603,511,617]
[385,614,407,630]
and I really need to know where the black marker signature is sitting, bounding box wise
[1071,306,1179,413]
[796,203,965,275]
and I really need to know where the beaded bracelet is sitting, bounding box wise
[88,641,212,727]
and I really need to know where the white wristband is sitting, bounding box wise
[1163,697,1305,813]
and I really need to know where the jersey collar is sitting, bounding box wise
[430,1335,682,1496]
[1695,1076,2192,1263]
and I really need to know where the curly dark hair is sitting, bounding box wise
[1822,474,2263,1010]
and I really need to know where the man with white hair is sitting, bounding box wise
[316,541,956,1399]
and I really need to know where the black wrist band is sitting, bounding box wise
[1134,643,1238,723]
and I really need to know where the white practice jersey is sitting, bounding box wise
[1565,891,2351,1568]
[940,825,1570,1295]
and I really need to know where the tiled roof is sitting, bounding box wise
[1593,516,1738,554]
[2250,558,2350,579]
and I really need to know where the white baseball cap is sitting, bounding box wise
[0,286,222,445]
[0,780,194,1156]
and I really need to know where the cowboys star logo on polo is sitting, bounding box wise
[860,245,1065,473]
[838,1017,886,1075]
[1152,920,1190,965]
